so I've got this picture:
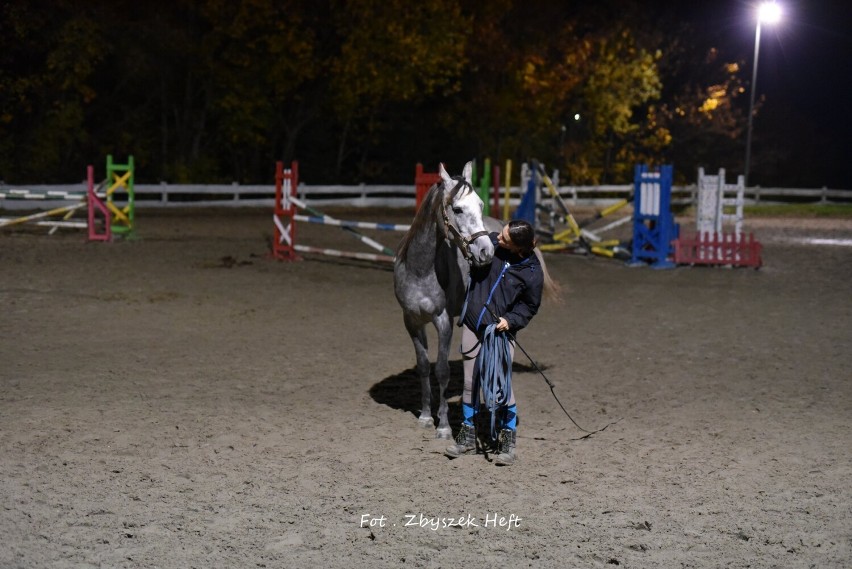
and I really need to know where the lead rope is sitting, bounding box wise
[461,254,619,439]
[484,305,622,440]
[477,324,513,439]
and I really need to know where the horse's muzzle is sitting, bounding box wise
[468,235,495,268]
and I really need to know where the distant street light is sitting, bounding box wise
[744,1,783,187]
[559,114,581,173]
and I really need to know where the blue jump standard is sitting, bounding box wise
[629,164,678,269]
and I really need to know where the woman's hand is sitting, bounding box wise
[495,317,510,332]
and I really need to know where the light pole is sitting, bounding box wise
[744,1,782,187]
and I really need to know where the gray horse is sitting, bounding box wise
[393,161,498,439]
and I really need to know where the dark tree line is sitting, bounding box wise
[0,0,809,186]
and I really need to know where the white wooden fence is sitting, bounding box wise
[1,180,850,211]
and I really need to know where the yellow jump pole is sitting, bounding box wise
[577,196,633,230]
[538,164,581,237]
[598,198,629,218]
[502,159,512,221]
[48,205,81,235]
[0,203,86,228]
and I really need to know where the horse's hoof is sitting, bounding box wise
[435,427,452,440]
[418,417,435,429]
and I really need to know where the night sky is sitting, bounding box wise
[734,1,850,134]
[669,0,852,187]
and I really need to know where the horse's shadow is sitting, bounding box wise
[369,360,466,425]
[369,360,542,429]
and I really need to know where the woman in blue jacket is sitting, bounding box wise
[446,219,558,466]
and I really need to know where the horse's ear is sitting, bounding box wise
[462,161,473,183]
[439,162,451,185]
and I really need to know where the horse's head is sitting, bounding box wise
[439,161,494,268]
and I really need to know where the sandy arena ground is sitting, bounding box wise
[1,208,850,568]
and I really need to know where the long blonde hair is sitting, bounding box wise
[533,248,563,303]
[506,219,562,304]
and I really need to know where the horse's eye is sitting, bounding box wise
[452,207,463,215]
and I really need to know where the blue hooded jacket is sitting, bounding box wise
[461,232,543,335]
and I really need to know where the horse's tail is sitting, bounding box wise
[534,248,563,303]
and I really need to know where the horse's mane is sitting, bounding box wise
[396,177,469,263]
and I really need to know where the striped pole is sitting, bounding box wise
[591,215,632,235]
[290,211,409,232]
[0,203,86,228]
[289,196,404,258]
[272,160,408,263]
[0,218,87,229]
[0,189,86,200]
[293,245,395,263]
[49,202,82,235]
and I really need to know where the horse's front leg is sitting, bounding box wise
[433,310,454,439]
[405,318,434,429]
